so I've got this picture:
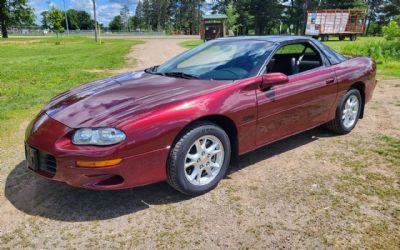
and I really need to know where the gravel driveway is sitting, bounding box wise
[0,39,399,249]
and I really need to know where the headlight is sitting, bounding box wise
[72,128,126,146]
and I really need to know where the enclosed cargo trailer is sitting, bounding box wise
[305,9,367,41]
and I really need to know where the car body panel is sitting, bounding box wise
[255,66,338,146]
[25,36,377,190]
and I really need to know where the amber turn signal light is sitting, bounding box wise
[76,159,123,168]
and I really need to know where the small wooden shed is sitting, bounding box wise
[200,14,227,41]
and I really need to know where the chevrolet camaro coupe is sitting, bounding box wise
[25,36,377,195]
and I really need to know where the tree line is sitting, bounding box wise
[109,0,400,35]
[110,0,204,34]
[41,9,95,31]
[1,0,400,38]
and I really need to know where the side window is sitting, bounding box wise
[276,44,306,55]
[267,42,323,76]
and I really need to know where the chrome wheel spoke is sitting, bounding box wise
[184,135,225,186]
[204,166,213,177]
[187,153,199,162]
[189,166,200,181]
[341,94,359,129]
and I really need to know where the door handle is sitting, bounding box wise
[326,78,335,84]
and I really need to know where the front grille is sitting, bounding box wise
[38,150,57,176]
[26,144,58,177]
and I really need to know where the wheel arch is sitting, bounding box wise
[170,115,239,163]
[350,82,366,118]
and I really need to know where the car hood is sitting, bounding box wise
[44,71,232,128]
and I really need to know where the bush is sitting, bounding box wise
[382,21,400,41]
[341,40,400,63]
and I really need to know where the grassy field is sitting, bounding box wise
[179,37,400,78]
[0,37,143,134]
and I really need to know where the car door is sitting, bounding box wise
[255,41,338,146]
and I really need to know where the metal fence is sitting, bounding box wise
[7,27,199,39]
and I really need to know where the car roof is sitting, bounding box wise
[216,35,313,44]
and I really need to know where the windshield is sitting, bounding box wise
[151,40,275,81]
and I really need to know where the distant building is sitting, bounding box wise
[200,14,227,41]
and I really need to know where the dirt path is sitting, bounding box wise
[0,39,399,249]
[90,39,189,74]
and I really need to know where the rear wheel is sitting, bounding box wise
[320,34,329,41]
[350,34,357,41]
[167,122,231,195]
[339,35,345,41]
[326,89,362,134]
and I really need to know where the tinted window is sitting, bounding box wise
[312,40,347,65]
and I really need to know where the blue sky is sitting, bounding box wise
[28,0,216,26]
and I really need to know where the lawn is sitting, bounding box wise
[0,37,143,134]
[179,36,400,78]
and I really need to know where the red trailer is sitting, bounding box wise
[305,9,367,41]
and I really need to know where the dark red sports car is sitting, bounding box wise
[25,36,377,195]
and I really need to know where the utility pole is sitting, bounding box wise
[92,0,99,43]
[63,0,69,36]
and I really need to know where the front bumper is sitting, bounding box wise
[25,114,168,190]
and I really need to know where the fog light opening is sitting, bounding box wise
[96,175,124,186]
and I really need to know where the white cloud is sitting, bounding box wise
[98,3,124,25]
[70,0,93,12]
[109,0,139,4]
[28,0,139,26]
[69,0,136,25]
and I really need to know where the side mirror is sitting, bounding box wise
[260,73,289,90]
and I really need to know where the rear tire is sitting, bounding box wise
[339,35,345,41]
[326,89,362,134]
[167,122,231,195]
[321,34,329,41]
[350,34,357,41]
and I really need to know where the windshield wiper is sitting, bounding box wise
[163,72,199,79]
[144,65,165,76]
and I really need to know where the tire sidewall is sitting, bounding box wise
[173,125,231,195]
[337,89,362,132]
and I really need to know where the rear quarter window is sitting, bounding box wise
[312,40,347,65]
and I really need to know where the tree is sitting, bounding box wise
[135,0,144,29]
[48,7,65,36]
[76,10,92,30]
[249,0,283,35]
[382,20,400,40]
[365,0,384,34]
[174,0,204,34]
[224,2,239,34]
[142,0,151,30]
[109,15,124,31]
[41,10,49,29]
[382,0,400,23]
[0,0,35,38]
[64,9,80,30]
[319,0,366,9]
[120,5,130,31]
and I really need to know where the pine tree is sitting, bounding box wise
[0,0,35,38]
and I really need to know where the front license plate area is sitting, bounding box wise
[25,145,39,171]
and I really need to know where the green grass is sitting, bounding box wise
[180,36,400,78]
[0,37,143,133]
[179,40,204,49]
[374,135,400,169]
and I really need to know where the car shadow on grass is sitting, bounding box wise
[5,127,337,222]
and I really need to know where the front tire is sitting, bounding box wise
[326,89,362,134]
[167,122,231,195]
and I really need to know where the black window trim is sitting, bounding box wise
[258,39,330,77]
